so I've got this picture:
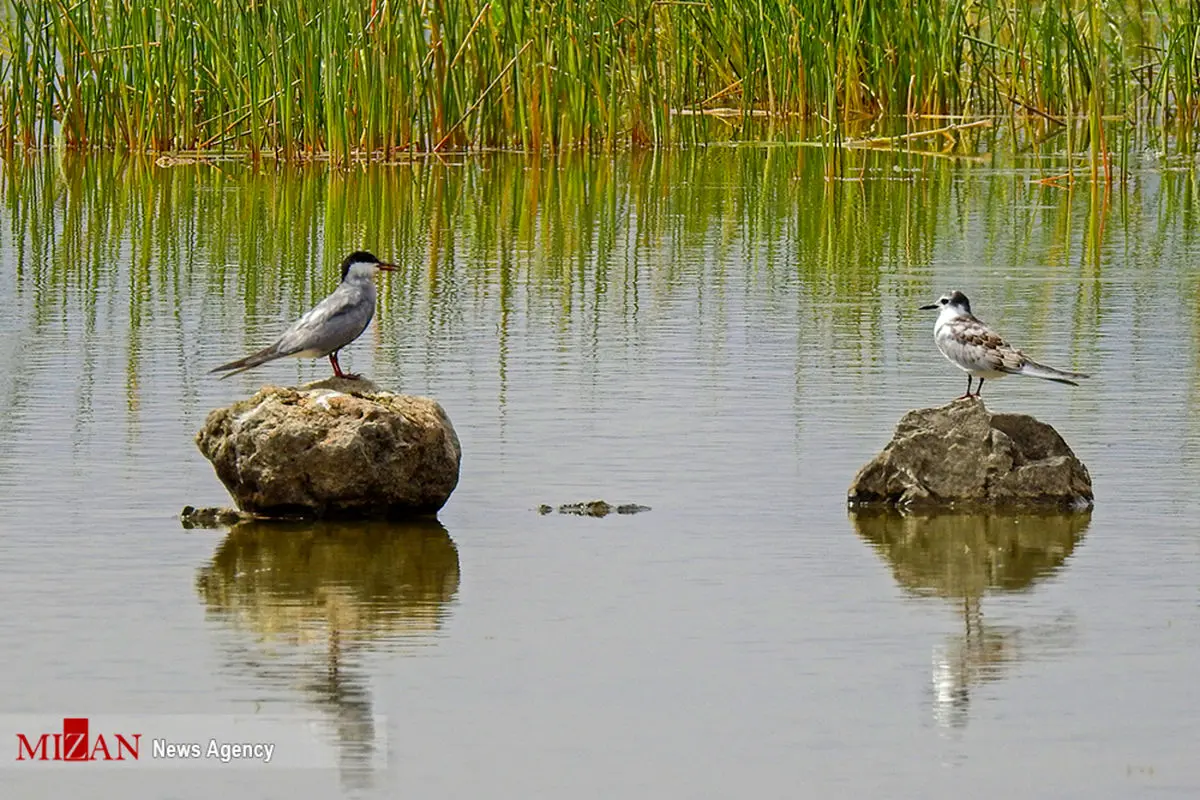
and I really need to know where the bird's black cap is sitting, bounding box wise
[920,290,972,312]
[946,290,971,311]
[339,250,380,281]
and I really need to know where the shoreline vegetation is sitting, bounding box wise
[0,1,1198,164]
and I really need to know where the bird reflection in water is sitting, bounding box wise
[929,596,1077,729]
[195,518,460,787]
[851,509,1090,729]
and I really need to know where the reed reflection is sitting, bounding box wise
[1,146,1197,453]
[851,510,1090,728]
[195,518,460,787]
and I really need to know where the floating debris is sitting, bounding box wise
[540,501,651,518]
[180,506,253,529]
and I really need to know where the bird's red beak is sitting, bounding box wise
[377,262,398,272]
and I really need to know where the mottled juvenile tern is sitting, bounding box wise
[210,251,396,380]
[919,290,1090,399]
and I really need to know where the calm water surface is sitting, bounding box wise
[1,148,1198,798]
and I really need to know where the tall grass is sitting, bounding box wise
[0,0,1198,159]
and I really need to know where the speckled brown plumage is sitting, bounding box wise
[920,290,1090,398]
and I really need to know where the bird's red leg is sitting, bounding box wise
[329,351,360,380]
[957,376,974,400]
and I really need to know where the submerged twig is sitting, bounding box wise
[843,119,993,148]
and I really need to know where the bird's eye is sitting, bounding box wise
[940,298,948,304]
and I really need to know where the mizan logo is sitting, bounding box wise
[16,718,141,762]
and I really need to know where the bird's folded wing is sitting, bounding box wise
[275,287,369,355]
[947,318,1026,373]
[274,289,349,350]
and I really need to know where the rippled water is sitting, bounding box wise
[1,148,1198,798]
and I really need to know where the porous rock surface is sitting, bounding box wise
[196,377,460,519]
[847,399,1092,510]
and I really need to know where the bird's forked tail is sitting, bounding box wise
[209,345,282,379]
[1019,357,1090,386]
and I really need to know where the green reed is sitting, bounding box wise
[1,0,1199,158]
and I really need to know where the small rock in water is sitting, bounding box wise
[195,378,461,520]
[847,398,1092,510]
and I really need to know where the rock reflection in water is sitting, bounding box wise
[851,510,1090,729]
[195,518,460,786]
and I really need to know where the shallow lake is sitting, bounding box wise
[1,145,1198,798]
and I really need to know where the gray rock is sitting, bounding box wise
[196,378,461,519]
[847,398,1092,510]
